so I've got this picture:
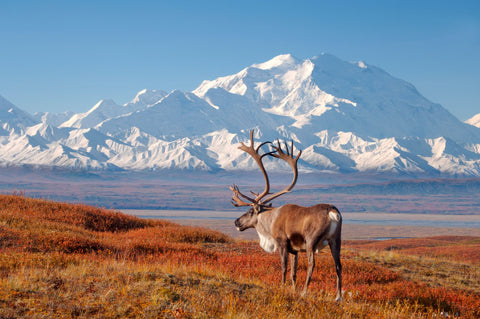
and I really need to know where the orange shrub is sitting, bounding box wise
[1,194,479,318]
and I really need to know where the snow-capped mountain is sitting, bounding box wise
[0,95,38,135]
[127,89,168,108]
[195,53,479,144]
[58,89,168,129]
[466,113,480,128]
[1,54,480,176]
[33,111,75,126]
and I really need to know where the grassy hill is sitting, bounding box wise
[0,193,479,318]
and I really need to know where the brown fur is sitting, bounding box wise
[235,203,343,300]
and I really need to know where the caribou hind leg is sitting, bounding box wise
[302,246,316,296]
[329,237,342,302]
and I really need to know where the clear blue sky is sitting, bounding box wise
[1,0,479,120]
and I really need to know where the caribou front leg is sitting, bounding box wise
[290,252,298,291]
[279,244,289,286]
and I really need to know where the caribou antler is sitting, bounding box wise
[230,130,276,207]
[230,184,255,207]
[261,139,302,204]
[230,130,302,207]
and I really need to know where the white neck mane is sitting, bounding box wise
[255,208,280,253]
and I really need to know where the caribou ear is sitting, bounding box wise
[254,203,272,214]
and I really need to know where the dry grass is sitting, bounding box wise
[1,193,479,318]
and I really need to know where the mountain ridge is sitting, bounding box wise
[466,113,480,128]
[1,53,480,176]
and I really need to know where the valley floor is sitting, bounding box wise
[2,168,480,214]
[120,208,480,241]
[160,218,480,241]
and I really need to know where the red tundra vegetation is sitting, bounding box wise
[0,193,479,318]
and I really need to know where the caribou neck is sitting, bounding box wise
[255,207,281,253]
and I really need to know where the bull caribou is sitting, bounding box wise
[231,130,342,301]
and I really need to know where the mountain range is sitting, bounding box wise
[1,53,480,176]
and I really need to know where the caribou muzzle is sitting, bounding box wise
[234,216,251,231]
[234,218,243,231]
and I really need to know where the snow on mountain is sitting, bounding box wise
[466,113,480,128]
[58,89,168,130]
[126,89,167,108]
[196,54,357,128]
[1,53,480,176]
[0,94,38,135]
[195,53,480,144]
[0,124,120,170]
[58,90,169,130]
[96,90,222,139]
[60,99,124,129]
[25,122,71,142]
[33,111,75,126]
[305,131,480,175]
